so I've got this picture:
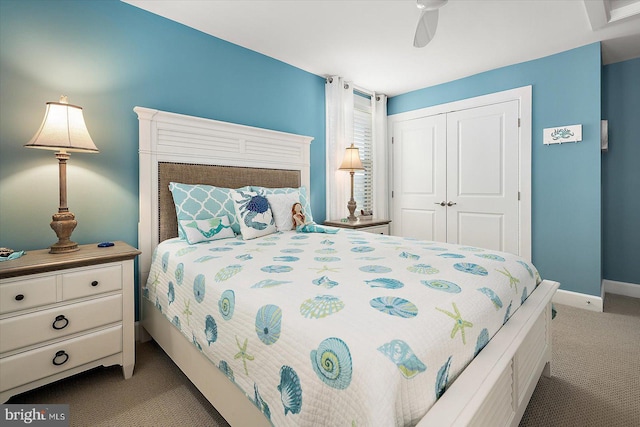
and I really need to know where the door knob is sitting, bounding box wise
[434,201,446,206]
[447,201,457,206]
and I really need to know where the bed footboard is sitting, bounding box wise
[417,279,559,427]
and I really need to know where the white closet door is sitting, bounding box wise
[392,114,446,240]
[446,100,520,254]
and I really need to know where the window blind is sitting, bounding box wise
[353,93,373,214]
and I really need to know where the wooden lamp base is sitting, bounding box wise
[49,211,79,253]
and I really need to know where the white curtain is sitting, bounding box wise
[325,76,354,221]
[372,93,388,219]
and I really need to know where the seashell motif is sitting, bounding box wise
[314,257,341,262]
[310,337,353,390]
[435,356,452,398]
[253,383,271,420]
[423,247,447,251]
[459,247,484,252]
[407,264,439,275]
[289,242,308,246]
[174,263,184,285]
[320,239,334,245]
[300,295,345,318]
[370,296,418,318]
[437,253,466,259]
[517,260,535,278]
[204,315,217,345]
[236,254,253,261]
[167,281,175,304]
[477,287,503,309]
[273,256,300,262]
[192,332,202,351]
[377,339,426,379]
[359,265,392,273]
[209,247,233,252]
[475,253,506,262]
[218,360,234,382]
[161,252,170,272]
[399,251,420,260]
[194,255,221,263]
[225,241,245,246]
[454,263,488,276]
[264,236,280,241]
[357,256,385,261]
[175,247,198,257]
[255,304,282,345]
[193,274,206,303]
[503,301,512,325]
[215,264,243,282]
[171,315,181,330]
[421,279,461,294]
[155,297,162,313]
[261,265,293,273]
[521,287,529,304]
[365,278,404,289]
[474,328,489,357]
[252,279,292,288]
[291,235,309,240]
[257,242,276,246]
[351,246,374,253]
[218,290,235,320]
[278,365,302,415]
[312,276,339,289]
[281,248,304,253]
[315,248,337,254]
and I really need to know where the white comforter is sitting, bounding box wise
[144,229,540,426]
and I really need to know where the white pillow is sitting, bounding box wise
[266,192,300,231]
[231,189,277,240]
[178,216,235,244]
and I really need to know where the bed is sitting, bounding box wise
[136,106,559,427]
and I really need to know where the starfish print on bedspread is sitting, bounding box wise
[496,267,520,293]
[235,336,254,375]
[309,265,341,274]
[436,302,473,345]
[182,299,193,326]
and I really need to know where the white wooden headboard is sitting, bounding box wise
[135,106,313,286]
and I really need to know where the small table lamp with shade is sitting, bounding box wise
[338,143,364,222]
[24,96,99,254]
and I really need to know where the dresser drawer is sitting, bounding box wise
[0,325,122,392]
[62,265,121,300]
[0,294,123,354]
[0,276,57,315]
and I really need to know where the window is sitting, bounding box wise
[353,92,373,215]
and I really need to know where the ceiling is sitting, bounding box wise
[123,0,640,96]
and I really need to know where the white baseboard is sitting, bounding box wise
[552,289,603,312]
[602,279,640,299]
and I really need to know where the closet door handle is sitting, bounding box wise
[447,201,457,206]
[434,201,446,206]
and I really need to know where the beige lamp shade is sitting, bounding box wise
[25,96,99,153]
[338,144,364,171]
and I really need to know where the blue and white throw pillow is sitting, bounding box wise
[252,186,314,224]
[169,182,252,239]
[231,189,277,240]
[178,216,235,244]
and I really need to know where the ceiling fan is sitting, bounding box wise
[414,0,448,48]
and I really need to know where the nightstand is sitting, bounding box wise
[0,241,140,403]
[324,218,391,235]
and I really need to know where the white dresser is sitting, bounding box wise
[0,242,140,402]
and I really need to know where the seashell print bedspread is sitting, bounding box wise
[144,230,541,426]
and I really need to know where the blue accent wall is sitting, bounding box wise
[0,0,326,318]
[602,58,640,286]
[389,43,603,296]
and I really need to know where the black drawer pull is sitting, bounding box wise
[14,294,25,301]
[91,280,99,287]
[52,350,69,366]
[52,315,69,330]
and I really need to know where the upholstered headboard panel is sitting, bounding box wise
[158,162,300,242]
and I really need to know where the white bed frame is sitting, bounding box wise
[136,107,559,427]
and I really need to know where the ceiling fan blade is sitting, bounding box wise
[413,9,439,48]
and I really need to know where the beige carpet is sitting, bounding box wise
[7,294,639,427]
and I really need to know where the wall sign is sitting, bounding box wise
[543,124,582,145]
